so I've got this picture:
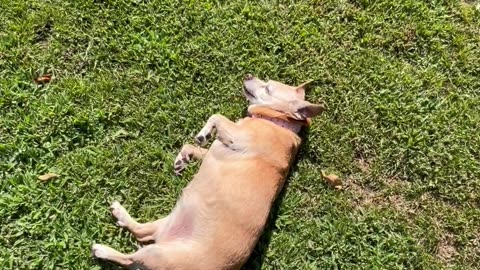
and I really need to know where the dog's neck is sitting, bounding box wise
[247,105,310,134]
[250,114,303,133]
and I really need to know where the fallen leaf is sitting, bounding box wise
[38,173,59,181]
[34,73,52,84]
[321,170,342,189]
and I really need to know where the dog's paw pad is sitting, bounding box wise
[183,153,192,162]
[194,135,205,145]
[110,201,127,227]
[92,244,109,259]
[174,164,185,175]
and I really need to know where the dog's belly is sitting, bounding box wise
[154,192,203,243]
[157,209,194,242]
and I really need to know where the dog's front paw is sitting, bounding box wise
[174,152,191,175]
[110,201,129,227]
[194,132,211,146]
[194,135,205,146]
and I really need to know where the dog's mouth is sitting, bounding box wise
[243,87,256,99]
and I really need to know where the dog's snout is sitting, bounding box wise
[244,74,253,81]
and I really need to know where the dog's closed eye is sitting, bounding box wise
[265,85,272,94]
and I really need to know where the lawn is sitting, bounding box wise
[1,0,479,269]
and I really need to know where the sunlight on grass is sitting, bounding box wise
[0,0,479,269]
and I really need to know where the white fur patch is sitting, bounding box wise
[92,244,109,259]
[110,201,128,227]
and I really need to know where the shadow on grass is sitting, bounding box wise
[242,127,310,270]
[95,259,123,270]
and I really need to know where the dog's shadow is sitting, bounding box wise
[241,128,309,270]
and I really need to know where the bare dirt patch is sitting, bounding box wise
[355,158,370,173]
[346,177,411,212]
[436,232,459,264]
[345,178,376,208]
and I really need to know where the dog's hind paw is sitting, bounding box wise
[91,244,109,259]
[110,201,129,227]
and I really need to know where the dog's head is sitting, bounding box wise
[243,74,325,121]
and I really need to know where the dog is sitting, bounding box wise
[91,74,325,269]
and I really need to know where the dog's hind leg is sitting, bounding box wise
[92,242,202,269]
[110,201,169,242]
[195,114,245,150]
[92,244,136,267]
[92,243,163,268]
[174,143,208,174]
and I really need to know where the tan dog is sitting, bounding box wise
[91,74,325,269]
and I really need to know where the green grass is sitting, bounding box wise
[1,0,479,269]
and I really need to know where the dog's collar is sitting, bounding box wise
[248,106,311,134]
[250,114,303,133]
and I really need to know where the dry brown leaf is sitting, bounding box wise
[321,170,342,189]
[38,173,59,181]
[34,73,52,84]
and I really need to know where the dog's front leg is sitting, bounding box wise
[195,114,244,150]
[174,144,208,174]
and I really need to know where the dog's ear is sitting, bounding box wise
[290,100,325,120]
[295,80,314,99]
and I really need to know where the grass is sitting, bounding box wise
[0,0,479,269]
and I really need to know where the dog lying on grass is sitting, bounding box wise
[92,74,325,269]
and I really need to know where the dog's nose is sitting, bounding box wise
[244,74,253,81]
